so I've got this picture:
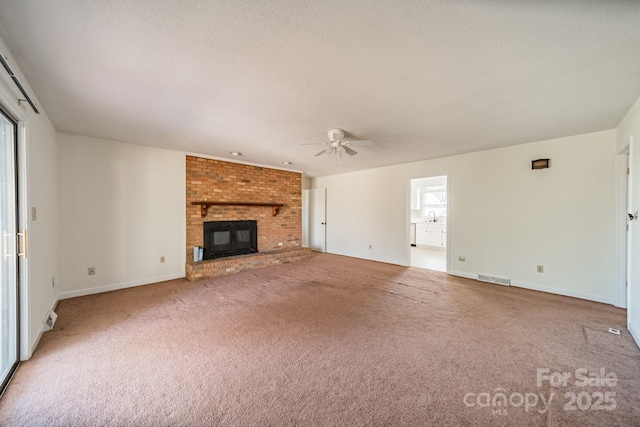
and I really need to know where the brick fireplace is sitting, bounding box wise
[185,156,311,281]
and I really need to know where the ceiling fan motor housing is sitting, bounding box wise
[328,128,345,142]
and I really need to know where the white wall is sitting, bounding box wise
[302,175,312,190]
[57,133,185,298]
[617,95,640,344]
[0,35,59,358]
[314,130,617,304]
[24,95,59,356]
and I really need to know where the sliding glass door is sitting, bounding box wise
[0,108,19,394]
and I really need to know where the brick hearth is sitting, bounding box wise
[185,246,312,281]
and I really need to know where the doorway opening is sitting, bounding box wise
[409,176,447,272]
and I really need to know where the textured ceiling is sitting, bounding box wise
[1,1,639,177]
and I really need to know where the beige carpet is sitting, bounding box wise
[1,253,639,426]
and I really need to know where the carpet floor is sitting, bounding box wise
[1,253,639,426]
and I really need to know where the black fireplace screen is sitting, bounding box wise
[203,220,257,259]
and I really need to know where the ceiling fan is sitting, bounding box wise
[301,128,373,166]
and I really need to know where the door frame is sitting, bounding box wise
[0,79,30,361]
[0,106,20,395]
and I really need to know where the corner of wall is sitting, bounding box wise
[57,134,186,295]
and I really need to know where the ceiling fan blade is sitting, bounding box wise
[300,142,326,145]
[343,146,358,156]
[315,147,332,156]
[343,140,374,146]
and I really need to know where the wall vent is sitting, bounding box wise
[43,310,58,331]
[477,274,510,286]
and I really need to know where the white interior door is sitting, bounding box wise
[625,153,631,307]
[302,189,309,247]
[0,109,19,394]
[308,188,326,252]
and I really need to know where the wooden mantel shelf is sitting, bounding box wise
[191,201,284,218]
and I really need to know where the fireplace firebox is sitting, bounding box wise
[203,220,258,260]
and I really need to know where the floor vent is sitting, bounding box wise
[477,274,511,286]
[43,310,58,331]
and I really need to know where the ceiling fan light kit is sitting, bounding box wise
[302,128,373,166]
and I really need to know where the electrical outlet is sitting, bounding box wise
[537,265,544,273]
[52,275,59,287]
[88,267,95,276]
[459,256,465,262]
[31,207,37,221]
[160,256,166,263]
[369,244,372,249]
[278,242,283,246]
[608,328,621,335]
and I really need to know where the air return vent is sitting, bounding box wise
[477,274,510,286]
[43,310,58,331]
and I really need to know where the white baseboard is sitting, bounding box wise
[510,280,614,305]
[447,270,477,280]
[447,270,613,305]
[58,273,185,300]
[629,322,640,349]
[27,297,59,360]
